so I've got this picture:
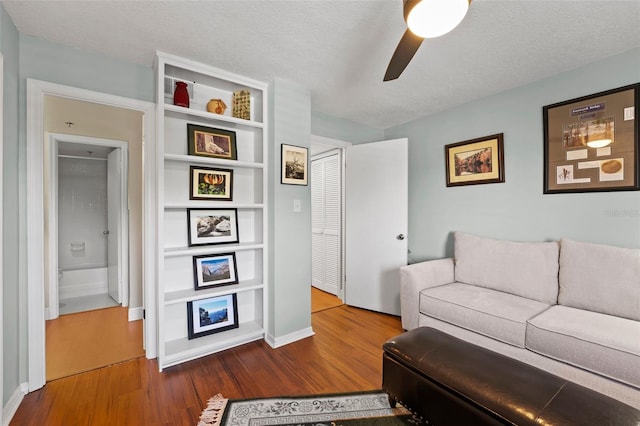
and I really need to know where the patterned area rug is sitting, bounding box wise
[197,391,427,426]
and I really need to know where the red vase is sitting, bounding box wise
[173,81,190,108]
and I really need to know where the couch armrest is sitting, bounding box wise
[400,258,454,330]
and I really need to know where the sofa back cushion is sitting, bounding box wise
[558,238,640,321]
[454,232,559,304]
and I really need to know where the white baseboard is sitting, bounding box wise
[128,306,144,322]
[265,326,315,348]
[2,382,27,426]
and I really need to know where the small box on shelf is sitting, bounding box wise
[233,90,251,120]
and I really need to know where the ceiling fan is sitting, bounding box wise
[384,0,472,81]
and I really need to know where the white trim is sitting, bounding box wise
[128,306,144,322]
[265,327,315,349]
[2,383,27,426]
[26,79,157,392]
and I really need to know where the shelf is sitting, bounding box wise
[164,202,264,210]
[157,51,267,371]
[164,153,264,169]
[163,321,264,368]
[164,242,264,257]
[164,103,263,129]
[164,279,264,305]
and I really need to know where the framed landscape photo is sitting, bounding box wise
[187,123,237,160]
[187,294,239,339]
[281,144,308,185]
[445,133,505,187]
[190,166,233,201]
[543,83,639,193]
[192,252,239,290]
[187,208,239,246]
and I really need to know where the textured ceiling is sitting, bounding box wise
[4,0,640,129]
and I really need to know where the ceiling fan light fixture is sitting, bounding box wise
[405,0,469,38]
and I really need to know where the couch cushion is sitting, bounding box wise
[559,238,640,321]
[526,305,640,389]
[420,282,551,348]
[454,232,559,304]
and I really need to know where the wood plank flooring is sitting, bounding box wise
[46,306,145,381]
[311,286,343,313]
[11,304,403,426]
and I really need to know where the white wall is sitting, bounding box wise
[385,48,640,261]
[58,157,108,271]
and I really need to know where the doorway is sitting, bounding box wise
[310,135,351,303]
[26,80,157,391]
[48,135,129,318]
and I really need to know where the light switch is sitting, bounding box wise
[293,199,301,213]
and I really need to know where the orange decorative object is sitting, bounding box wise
[207,99,227,115]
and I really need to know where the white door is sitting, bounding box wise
[107,148,122,303]
[345,138,408,316]
[311,152,341,295]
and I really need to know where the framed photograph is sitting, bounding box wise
[187,208,239,246]
[445,133,505,187]
[281,144,308,185]
[543,83,639,193]
[192,252,239,290]
[187,124,237,160]
[190,166,233,201]
[187,294,239,339]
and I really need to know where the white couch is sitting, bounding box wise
[400,232,640,409]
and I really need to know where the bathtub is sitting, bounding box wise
[58,265,109,300]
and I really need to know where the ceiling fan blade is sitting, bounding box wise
[383,29,424,81]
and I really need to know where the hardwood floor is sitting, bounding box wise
[11,304,403,426]
[46,306,145,380]
[311,286,343,313]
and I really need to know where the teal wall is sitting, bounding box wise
[268,77,312,340]
[1,3,20,408]
[312,111,383,143]
[385,48,640,262]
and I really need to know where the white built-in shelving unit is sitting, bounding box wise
[155,51,268,370]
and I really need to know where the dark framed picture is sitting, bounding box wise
[281,144,308,185]
[187,208,239,246]
[543,83,639,193]
[190,166,233,201]
[187,294,239,339]
[187,123,237,160]
[445,133,505,187]
[193,252,239,290]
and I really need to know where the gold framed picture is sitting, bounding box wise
[445,133,505,187]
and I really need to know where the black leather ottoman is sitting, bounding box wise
[382,327,640,425]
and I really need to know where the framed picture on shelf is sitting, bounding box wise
[543,83,639,193]
[190,166,233,201]
[281,144,308,185]
[187,208,239,246]
[445,133,505,187]
[187,294,239,339]
[192,252,239,290]
[187,123,238,160]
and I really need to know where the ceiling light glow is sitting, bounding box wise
[406,0,469,38]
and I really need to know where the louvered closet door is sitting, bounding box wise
[311,153,341,295]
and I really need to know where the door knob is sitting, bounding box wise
[103,230,110,235]
[397,234,405,240]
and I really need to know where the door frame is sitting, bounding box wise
[310,135,351,301]
[26,79,157,391]
[47,133,129,320]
